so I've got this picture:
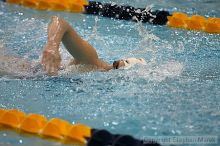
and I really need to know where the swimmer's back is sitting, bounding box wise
[0,55,32,76]
[0,55,100,77]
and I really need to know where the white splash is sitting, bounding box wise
[123,60,184,82]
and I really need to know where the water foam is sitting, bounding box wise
[120,60,184,82]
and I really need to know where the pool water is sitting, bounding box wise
[0,0,220,146]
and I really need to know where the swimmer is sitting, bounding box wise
[0,16,146,76]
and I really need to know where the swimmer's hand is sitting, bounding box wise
[41,46,61,76]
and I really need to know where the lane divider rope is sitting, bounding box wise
[0,108,162,146]
[167,12,220,33]
[6,0,88,12]
[0,108,91,145]
[1,0,220,34]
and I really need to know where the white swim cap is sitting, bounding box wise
[122,58,146,69]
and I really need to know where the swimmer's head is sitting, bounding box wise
[113,58,146,69]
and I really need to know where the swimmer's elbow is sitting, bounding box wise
[50,16,68,28]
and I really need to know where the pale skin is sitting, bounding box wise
[41,16,114,75]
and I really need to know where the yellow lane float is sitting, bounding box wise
[3,1,220,34]
[6,0,88,12]
[167,12,220,33]
[0,108,91,145]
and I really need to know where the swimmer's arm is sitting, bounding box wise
[46,16,98,59]
[42,16,111,75]
[42,16,85,75]
[42,16,93,75]
[41,16,64,75]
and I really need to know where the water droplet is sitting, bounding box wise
[112,121,118,125]
[142,126,147,130]
[19,139,23,143]
[152,127,157,130]
[104,122,109,127]
[52,110,56,115]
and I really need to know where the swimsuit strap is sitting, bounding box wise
[84,1,171,25]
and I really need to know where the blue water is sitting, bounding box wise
[0,0,220,146]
